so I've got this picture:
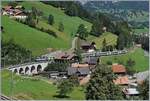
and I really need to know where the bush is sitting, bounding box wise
[46,29,57,37]
[106,61,112,65]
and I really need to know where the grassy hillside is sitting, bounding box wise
[88,32,118,49]
[1,69,85,100]
[2,16,70,56]
[18,1,92,36]
[2,1,92,56]
[101,48,149,72]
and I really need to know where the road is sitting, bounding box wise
[71,37,78,50]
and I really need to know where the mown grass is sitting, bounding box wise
[88,32,118,49]
[101,48,149,72]
[1,69,85,100]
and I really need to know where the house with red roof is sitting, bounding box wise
[112,64,126,75]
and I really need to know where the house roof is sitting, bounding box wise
[113,76,129,85]
[14,9,23,15]
[67,64,90,75]
[81,40,91,46]
[71,63,89,68]
[4,6,13,11]
[55,51,76,60]
[112,64,126,73]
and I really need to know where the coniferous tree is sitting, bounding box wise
[102,38,107,51]
[85,64,123,100]
[76,24,88,39]
[48,14,54,25]
[58,22,64,32]
[116,33,125,50]
[57,79,74,97]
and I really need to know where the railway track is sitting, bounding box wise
[0,95,10,100]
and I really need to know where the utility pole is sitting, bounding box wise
[10,68,13,101]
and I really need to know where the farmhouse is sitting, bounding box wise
[2,5,27,20]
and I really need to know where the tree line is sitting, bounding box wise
[1,39,31,66]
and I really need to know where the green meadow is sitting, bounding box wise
[88,32,118,49]
[1,70,85,100]
[101,48,149,72]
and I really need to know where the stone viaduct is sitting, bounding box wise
[8,62,48,75]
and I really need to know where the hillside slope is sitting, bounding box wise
[2,1,92,56]
[88,32,118,49]
[2,16,70,56]
[19,1,92,36]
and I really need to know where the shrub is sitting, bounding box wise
[106,61,112,65]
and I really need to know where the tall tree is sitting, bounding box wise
[126,58,136,75]
[58,22,64,32]
[31,7,37,19]
[138,79,149,100]
[116,33,125,50]
[76,24,88,39]
[57,79,74,97]
[85,64,123,100]
[48,14,54,25]
[102,38,107,51]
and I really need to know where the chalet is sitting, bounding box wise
[112,64,126,75]
[54,51,79,63]
[81,41,96,52]
[67,63,91,77]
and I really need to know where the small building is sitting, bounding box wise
[112,64,126,75]
[82,56,99,65]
